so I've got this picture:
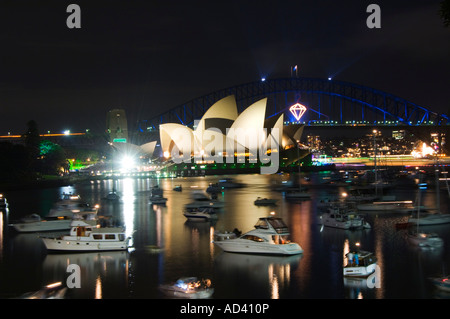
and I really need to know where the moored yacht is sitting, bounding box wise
[343,251,377,277]
[10,207,99,233]
[213,215,303,255]
[408,212,450,226]
[405,231,444,248]
[159,277,214,299]
[319,206,371,230]
[183,207,218,222]
[41,220,130,252]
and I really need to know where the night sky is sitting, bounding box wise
[0,0,449,135]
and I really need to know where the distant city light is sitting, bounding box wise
[64,130,70,135]
[261,77,266,82]
[328,77,332,81]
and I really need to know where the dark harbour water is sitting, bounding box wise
[1,172,450,304]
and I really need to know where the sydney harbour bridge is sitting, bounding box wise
[140,77,448,127]
[136,77,450,153]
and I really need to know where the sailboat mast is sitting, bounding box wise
[373,130,378,196]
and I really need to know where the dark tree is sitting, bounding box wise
[440,0,450,27]
[22,120,41,171]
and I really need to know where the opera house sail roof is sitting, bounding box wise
[159,95,305,173]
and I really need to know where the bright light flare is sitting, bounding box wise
[120,155,136,171]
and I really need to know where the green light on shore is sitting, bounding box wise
[113,138,127,143]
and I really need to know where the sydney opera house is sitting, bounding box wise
[106,96,307,174]
[159,95,307,173]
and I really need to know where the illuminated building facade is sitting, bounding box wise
[107,109,128,143]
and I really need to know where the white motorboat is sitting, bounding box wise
[405,231,443,248]
[429,276,450,292]
[213,216,303,255]
[183,207,218,221]
[10,213,73,233]
[185,190,224,209]
[408,212,450,226]
[10,208,98,233]
[149,195,168,205]
[254,197,277,206]
[159,277,214,299]
[0,193,8,209]
[319,207,370,230]
[343,251,377,277]
[41,220,130,252]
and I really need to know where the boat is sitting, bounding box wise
[408,159,450,225]
[254,197,277,206]
[213,230,239,241]
[343,251,377,277]
[183,207,218,221]
[149,195,168,205]
[212,216,303,255]
[173,185,182,192]
[356,196,414,212]
[159,277,214,299]
[48,193,94,216]
[405,231,443,248]
[346,186,379,202]
[10,213,73,233]
[0,193,8,209]
[217,178,244,188]
[41,220,131,252]
[319,206,371,230]
[104,191,120,201]
[9,208,98,233]
[185,190,224,209]
[429,276,450,292]
[408,212,450,226]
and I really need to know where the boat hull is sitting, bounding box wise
[343,263,377,277]
[12,220,73,233]
[183,213,217,222]
[408,214,450,226]
[42,237,130,252]
[213,239,303,256]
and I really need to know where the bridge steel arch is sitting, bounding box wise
[141,78,449,130]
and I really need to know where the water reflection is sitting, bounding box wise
[122,178,135,239]
[42,251,130,299]
[214,252,302,299]
[1,173,450,299]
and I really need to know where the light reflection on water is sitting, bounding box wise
[0,173,450,299]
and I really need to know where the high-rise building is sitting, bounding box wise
[107,109,128,143]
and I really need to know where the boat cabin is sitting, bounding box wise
[254,217,289,234]
[345,251,377,267]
